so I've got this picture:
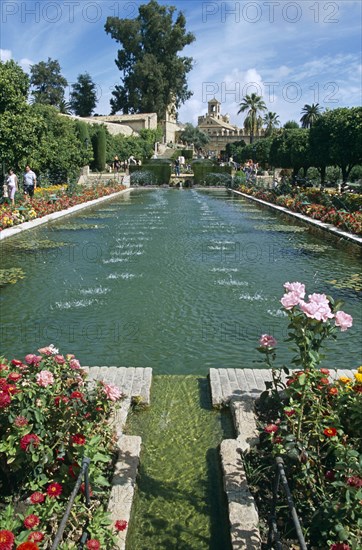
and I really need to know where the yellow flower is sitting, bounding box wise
[354,372,362,384]
[358,366,362,374]
[339,376,352,384]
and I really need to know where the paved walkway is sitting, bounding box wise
[209,367,356,406]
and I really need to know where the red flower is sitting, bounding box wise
[80,482,93,497]
[264,424,278,434]
[320,368,330,375]
[27,533,44,543]
[68,462,80,478]
[20,434,40,451]
[14,416,29,427]
[71,433,86,445]
[346,476,362,488]
[114,519,128,532]
[328,387,338,396]
[11,359,22,366]
[323,427,337,438]
[0,391,11,409]
[16,543,39,550]
[319,377,330,386]
[7,372,22,382]
[46,482,62,498]
[325,470,335,481]
[69,391,84,400]
[24,515,40,529]
[86,540,100,550]
[330,544,351,550]
[29,492,45,504]
[0,530,15,550]
[54,395,69,407]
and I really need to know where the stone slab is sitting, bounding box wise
[108,435,142,550]
[220,439,261,549]
[210,368,355,406]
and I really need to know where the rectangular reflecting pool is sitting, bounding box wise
[1,189,361,373]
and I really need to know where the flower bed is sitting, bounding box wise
[246,283,361,549]
[0,346,128,549]
[0,183,126,231]
[238,185,362,236]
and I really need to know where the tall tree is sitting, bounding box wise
[104,0,195,120]
[237,93,267,143]
[283,120,299,129]
[263,111,280,136]
[0,59,29,114]
[30,58,68,108]
[300,103,322,128]
[179,123,209,151]
[70,72,97,117]
[310,107,362,182]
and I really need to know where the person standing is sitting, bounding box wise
[7,169,18,206]
[23,165,37,199]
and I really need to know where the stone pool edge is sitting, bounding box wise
[231,189,362,247]
[0,188,131,242]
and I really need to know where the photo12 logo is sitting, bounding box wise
[202,81,340,105]
[1,1,139,24]
[201,2,340,24]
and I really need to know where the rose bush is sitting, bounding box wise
[251,283,361,549]
[238,185,362,235]
[0,182,126,231]
[0,346,128,548]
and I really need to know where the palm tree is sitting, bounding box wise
[238,93,267,143]
[263,111,280,136]
[300,103,322,128]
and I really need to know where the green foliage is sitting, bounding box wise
[237,93,267,143]
[0,60,29,114]
[0,268,26,287]
[0,348,123,547]
[310,107,362,182]
[179,123,209,150]
[130,160,171,184]
[180,149,193,160]
[75,120,93,166]
[269,128,312,175]
[105,0,195,119]
[30,57,68,108]
[300,103,322,128]
[192,160,231,185]
[253,284,361,549]
[70,72,97,116]
[283,120,300,129]
[30,104,85,183]
[91,127,107,172]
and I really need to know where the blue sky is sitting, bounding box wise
[1,0,361,126]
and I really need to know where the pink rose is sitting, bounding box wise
[54,354,65,364]
[102,383,122,401]
[259,334,277,348]
[69,359,81,370]
[334,310,353,332]
[25,354,37,364]
[36,370,54,387]
[299,293,334,322]
[38,344,59,356]
[283,281,305,299]
[281,291,301,310]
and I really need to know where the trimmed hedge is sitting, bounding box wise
[129,160,171,185]
[192,160,232,185]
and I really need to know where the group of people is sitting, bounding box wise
[3,165,37,206]
[112,155,141,173]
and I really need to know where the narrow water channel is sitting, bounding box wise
[126,376,234,550]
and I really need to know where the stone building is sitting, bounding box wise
[197,98,263,157]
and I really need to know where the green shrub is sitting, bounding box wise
[192,160,232,185]
[91,127,107,172]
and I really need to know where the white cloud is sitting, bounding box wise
[0,49,12,61]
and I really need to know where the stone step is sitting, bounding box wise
[108,435,142,550]
[209,368,355,407]
[220,439,261,549]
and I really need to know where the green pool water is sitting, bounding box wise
[0,188,361,372]
[125,375,234,550]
